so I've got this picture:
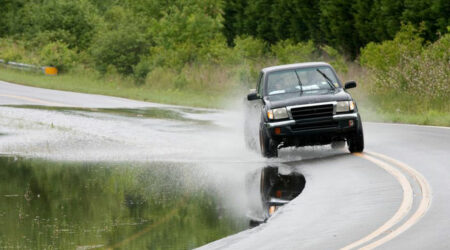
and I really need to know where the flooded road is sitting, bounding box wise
[2,81,450,249]
[0,156,248,249]
[0,105,258,162]
[0,82,259,249]
[0,91,266,249]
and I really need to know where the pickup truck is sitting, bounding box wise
[244,62,364,157]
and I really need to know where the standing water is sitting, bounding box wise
[0,104,268,249]
[0,156,247,249]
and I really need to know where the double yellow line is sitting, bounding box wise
[342,151,432,250]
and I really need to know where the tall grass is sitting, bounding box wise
[360,25,450,114]
[0,66,224,108]
[336,60,450,126]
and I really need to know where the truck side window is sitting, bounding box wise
[257,73,264,97]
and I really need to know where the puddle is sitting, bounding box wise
[3,105,211,124]
[0,156,246,249]
[176,107,216,115]
[0,104,257,162]
[0,101,270,248]
[246,165,306,227]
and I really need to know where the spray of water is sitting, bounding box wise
[0,96,270,218]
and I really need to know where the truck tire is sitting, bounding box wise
[348,118,364,153]
[260,128,278,158]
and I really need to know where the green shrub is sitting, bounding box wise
[360,24,450,111]
[360,24,423,73]
[143,1,226,69]
[271,40,316,64]
[39,41,77,72]
[90,25,147,75]
[31,30,76,49]
[147,45,194,71]
[0,39,25,63]
[14,0,95,50]
[133,58,152,85]
[233,36,267,61]
[148,3,223,50]
[0,38,44,65]
[197,37,233,65]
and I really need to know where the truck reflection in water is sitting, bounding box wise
[246,165,306,227]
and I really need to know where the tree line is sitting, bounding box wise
[0,0,448,77]
[223,0,449,57]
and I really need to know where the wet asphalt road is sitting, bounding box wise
[203,124,449,250]
[1,80,449,249]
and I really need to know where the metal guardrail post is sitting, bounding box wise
[0,59,58,75]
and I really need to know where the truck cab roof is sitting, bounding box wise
[262,62,332,74]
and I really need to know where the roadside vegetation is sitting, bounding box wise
[359,25,450,126]
[0,0,448,125]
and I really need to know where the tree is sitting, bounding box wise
[90,25,148,75]
[10,0,96,50]
[402,0,450,41]
[319,0,361,57]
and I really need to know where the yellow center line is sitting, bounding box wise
[361,151,432,249]
[0,93,67,106]
[341,152,414,250]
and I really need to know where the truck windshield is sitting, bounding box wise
[267,66,339,96]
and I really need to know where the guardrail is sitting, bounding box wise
[0,59,58,75]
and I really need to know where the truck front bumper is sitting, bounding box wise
[264,113,359,146]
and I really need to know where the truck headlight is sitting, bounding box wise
[336,101,355,113]
[268,107,288,120]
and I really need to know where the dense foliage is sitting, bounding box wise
[0,0,448,94]
[360,25,449,112]
[224,0,449,57]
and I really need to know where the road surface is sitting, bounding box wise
[1,80,449,249]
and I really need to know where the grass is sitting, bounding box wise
[1,65,449,127]
[0,66,228,108]
[362,93,450,127]
[340,64,450,127]
[349,91,450,126]
[347,88,450,127]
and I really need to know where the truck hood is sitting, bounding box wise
[266,89,351,108]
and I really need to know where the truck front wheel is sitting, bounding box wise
[260,128,278,158]
[348,119,364,153]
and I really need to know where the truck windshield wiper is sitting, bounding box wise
[316,69,335,89]
[294,70,303,94]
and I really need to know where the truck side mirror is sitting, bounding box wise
[247,92,260,101]
[344,81,357,89]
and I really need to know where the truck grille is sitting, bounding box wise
[290,121,338,131]
[290,104,334,120]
